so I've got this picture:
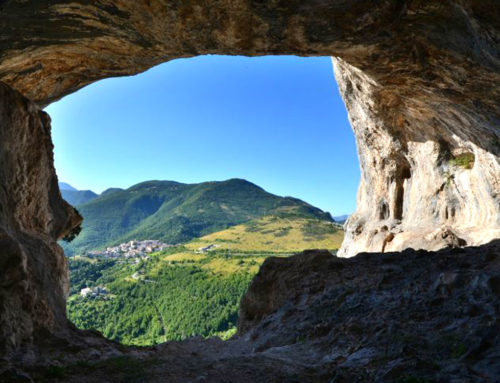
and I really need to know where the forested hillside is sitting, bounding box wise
[67,215,343,345]
[63,179,333,256]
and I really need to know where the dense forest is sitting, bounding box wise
[68,250,258,345]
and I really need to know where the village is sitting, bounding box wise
[87,239,172,260]
[79,240,172,298]
[79,240,221,299]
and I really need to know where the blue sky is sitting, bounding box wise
[46,55,359,216]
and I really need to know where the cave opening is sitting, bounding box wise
[0,2,499,379]
[44,55,360,346]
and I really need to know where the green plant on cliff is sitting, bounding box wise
[449,152,475,169]
[444,172,454,187]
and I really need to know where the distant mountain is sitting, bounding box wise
[333,215,349,224]
[59,182,78,191]
[101,188,123,196]
[59,182,98,206]
[62,189,99,206]
[63,179,333,256]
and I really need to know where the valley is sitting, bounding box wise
[62,181,345,346]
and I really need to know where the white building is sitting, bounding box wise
[80,287,93,297]
[80,286,108,298]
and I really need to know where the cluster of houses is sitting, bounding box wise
[196,244,218,254]
[87,240,172,259]
[80,286,108,299]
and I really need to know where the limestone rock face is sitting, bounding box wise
[0,0,418,105]
[334,58,500,257]
[0,83,81,359]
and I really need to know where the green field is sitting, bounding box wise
[187,215,344,252]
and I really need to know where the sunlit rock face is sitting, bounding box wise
[335,58,500,257]
[0,0,498,363]
[0,83,81,359]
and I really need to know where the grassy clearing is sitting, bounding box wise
[186,216,343,252]
[201,255,266,275]
[163,252,207,262]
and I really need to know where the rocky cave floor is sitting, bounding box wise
[3,241,500,383]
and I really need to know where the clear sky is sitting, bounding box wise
[46,55,359,216]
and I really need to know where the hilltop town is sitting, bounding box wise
[87,239,172,259]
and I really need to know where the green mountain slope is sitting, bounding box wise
[64,179,333,256]
[61,189,99,206]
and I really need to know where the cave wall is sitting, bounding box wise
[0,0,498,357]
[0,83,81,358]
[334,58,500,257]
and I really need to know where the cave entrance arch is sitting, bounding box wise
[0,0,498,360]
[49,54,358,345]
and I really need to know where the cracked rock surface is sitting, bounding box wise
[0,82,81,361]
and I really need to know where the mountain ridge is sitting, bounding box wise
[58,182,99,206]
[59,182,77,191]
[62,178,334,256]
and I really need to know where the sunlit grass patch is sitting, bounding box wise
[163,252,207,262]
[201,255,266,275]
[185,215,344,253]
